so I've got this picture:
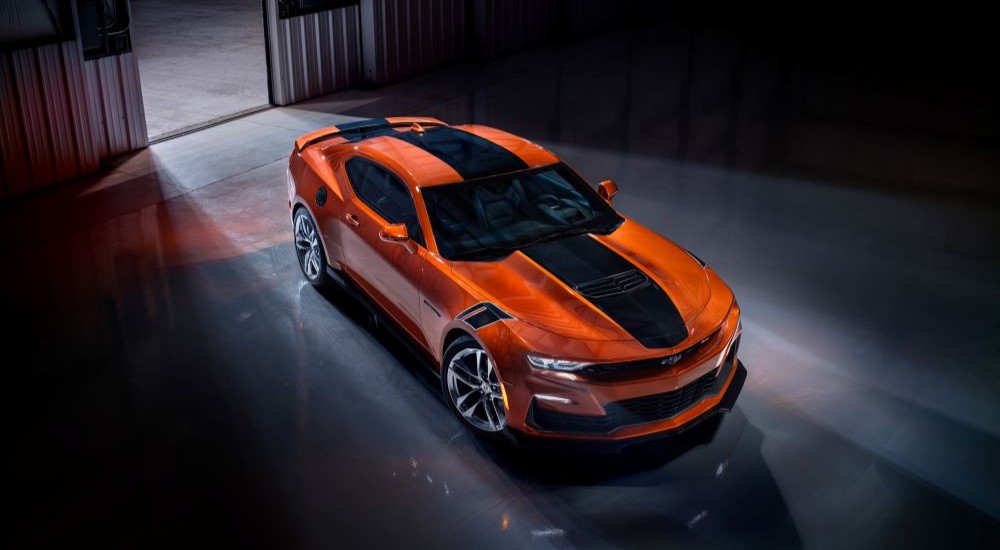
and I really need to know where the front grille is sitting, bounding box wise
[579,330,717,377]
[605,369,718,424]
[573,269,649,298]
[530,366,725,434]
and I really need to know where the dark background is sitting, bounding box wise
[4,1,999,548]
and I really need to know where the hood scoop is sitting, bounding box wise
[574,269,650,298]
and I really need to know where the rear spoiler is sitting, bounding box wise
[293,117,447,152]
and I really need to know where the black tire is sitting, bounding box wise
[441,335,507,439]
[292,208,332,287]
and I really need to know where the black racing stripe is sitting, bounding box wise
[387,126,528,180]
[520,234,689,349]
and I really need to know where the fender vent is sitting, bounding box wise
[573,269,649,298]
[457,302,512,330]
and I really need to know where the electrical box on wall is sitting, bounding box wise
[278,0,360,19]
[77,0,131,59]
[0,0,75,51]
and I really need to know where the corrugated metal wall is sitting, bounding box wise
[83,52,148,160]
[269,0,572,97]
[359,0,466,85]
[0,41,100,199]
[0,41,146,200]
[472,0,557,59]
[265,1,363,106]
[561,0,622,38]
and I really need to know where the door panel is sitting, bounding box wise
[338,157,429,350]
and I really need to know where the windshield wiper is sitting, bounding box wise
[449,218,623,261]
[516,226,593,249]
[518,215,626,248]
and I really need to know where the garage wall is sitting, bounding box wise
[359,0,466,85]
[471,0,557,59]
[0,40,147,200]
[0,41,100,199]
[1,0,148,201]
[354,0,617,85]
[468,0,627,61]
[265,1,363,106]
[83,52,148,160]
[561,0,622,39]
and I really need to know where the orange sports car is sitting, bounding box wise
[287,117,744,448]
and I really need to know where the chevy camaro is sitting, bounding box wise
[287,117,744,447]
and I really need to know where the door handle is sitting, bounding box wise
[345,213,360,227]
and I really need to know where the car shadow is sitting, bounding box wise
[314,281,802,546]
[478,401,802,546]
[314,281,446,397]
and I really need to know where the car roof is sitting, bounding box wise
[295,117,560,188]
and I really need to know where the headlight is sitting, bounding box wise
[527,354,591,372]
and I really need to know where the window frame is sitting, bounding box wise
[420,162,623,260]
[343,156,426,248]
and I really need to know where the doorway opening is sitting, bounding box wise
[130,0,270,141]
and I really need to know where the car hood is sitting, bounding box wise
[449,221,712,345]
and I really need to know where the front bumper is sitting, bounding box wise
[498,305,743,445]
[504,361,746,453]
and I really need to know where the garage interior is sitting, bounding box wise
[131,0,269,140]
[3,1,999,548]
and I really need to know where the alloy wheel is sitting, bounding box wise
[446,348,506,432]
[294,213,322,280]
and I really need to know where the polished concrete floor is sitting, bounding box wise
[131,0,268,140]
[5,21,1000,549]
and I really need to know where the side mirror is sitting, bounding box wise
[597,179,618,203]
[379,223,409,243]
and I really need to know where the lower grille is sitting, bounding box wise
[530,359,734,434]
[605,370,718,425]
[530,406,619,434]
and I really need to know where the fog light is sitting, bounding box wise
[535,394,574,405]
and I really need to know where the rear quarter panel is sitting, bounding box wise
[290,149,350,268]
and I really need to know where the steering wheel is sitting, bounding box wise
[534,194,561,209]
[531,194,571,226]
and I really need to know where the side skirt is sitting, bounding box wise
[326,266,441,378]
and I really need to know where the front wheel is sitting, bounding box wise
[293,208,331,287]
[442,336,507,437]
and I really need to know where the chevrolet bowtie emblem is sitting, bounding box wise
[661,354,681,366]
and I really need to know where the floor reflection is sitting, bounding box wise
[5,12,1000,550]
[480,406,801,547]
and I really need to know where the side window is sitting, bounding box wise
[344,158,425,247]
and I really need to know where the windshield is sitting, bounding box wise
[421,163,624,260]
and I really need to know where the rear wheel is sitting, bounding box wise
[293,208,331,287]
[442,336,506,437]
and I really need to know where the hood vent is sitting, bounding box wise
[521,234,689,348]
[573,269,650,298]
